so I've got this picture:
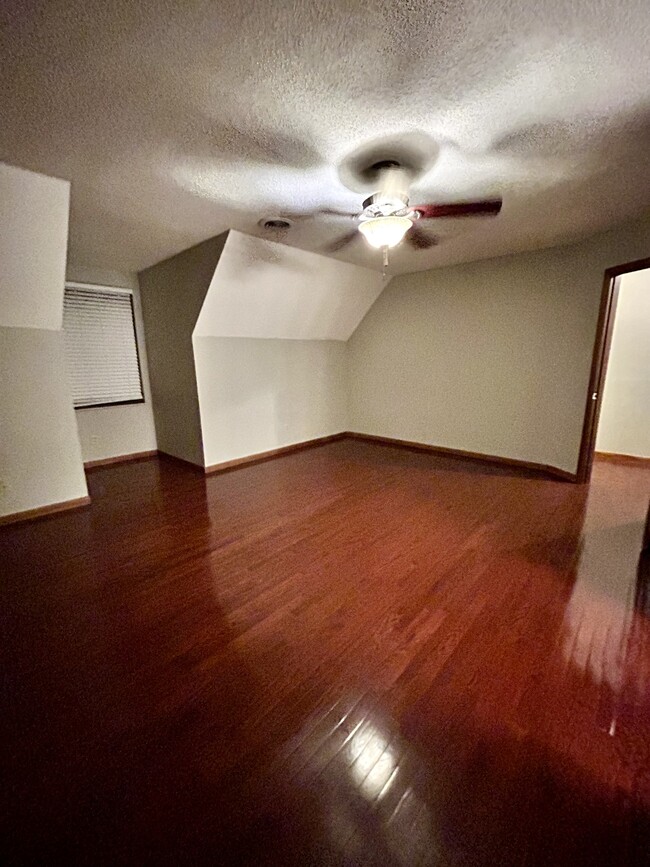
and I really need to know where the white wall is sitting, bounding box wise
[0,328,87,515]
[348,212,650,475]
[65,265,157,463]
[195,232,384,340]
[596,268,650,458]
[0,162,87,518]
[194,337,347,466]
[191,232,382,467]
[0,163,70,331]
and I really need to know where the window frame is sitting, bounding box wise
[64,281,146,411]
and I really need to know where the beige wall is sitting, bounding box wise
[596,268,650,458]
[0,328,88,515]
[194,337,347,467]
[65,265,157,463]
[348,213,650,475]
[0,163,87,519]
[139,234,228,465]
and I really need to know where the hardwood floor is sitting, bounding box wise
[1,442,649,865]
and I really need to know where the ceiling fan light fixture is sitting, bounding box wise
[358,215,412,249]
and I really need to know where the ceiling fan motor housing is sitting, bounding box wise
[361,162,414,219]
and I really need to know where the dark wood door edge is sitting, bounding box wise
[576,256,650,483]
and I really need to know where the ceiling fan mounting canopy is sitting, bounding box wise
[368,159,401,171]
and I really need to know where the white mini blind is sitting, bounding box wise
[63,284,144,408]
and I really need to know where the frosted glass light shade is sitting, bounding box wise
[358,216,412,249]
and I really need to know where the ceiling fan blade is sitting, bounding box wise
[411,199,502,219]
[407,225,438,250]
[324,230,359,252]
[317,207,359,218]
[267,208,358,223]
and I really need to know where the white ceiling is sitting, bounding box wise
[2,0,650,275]
[195,232,385,341]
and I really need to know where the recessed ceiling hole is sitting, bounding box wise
[368,159,401,172]
[337,133,440,193]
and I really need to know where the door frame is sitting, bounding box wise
[576,255,650,483]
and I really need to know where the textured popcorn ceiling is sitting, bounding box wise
[2,0,650,275]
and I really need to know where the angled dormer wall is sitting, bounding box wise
[139,230,385,470]
[139,233,228,465]
[194,232,384,468]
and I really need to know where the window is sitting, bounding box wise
[63,283,144,409]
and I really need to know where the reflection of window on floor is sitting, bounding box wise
[63,283,144,409]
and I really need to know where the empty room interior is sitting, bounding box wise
[2,1,650,864]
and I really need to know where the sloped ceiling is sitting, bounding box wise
[2,0,650,275]
[194,232,385,341]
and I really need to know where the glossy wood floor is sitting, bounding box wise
[2,441,650,866]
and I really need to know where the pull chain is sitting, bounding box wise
[382,245,389,277]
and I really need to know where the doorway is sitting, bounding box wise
[577,257,650,482]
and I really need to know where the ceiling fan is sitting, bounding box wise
[321,160,502,264]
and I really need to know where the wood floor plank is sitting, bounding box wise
[1,439,649,865]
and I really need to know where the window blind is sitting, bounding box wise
[63,284,144,409]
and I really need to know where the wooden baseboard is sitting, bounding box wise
[595,451,650,467]
[84,450,158,470]
[204,433,347,475]
[78,434,577,484]
[0,431,582,528]
[344,432,577,482]
[0,495,91,527]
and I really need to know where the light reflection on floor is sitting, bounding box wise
[347,721,397,800]
[267,693,441,866]
[562,483,650,697]
[255,467,650,865]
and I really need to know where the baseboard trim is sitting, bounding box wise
[344,432,577,482]
[595,451,650,467]
[84,450,158,470]
[79,434,578,483]
[204,433,347,475]
[0,432,581,527]
[0,495,92,527]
